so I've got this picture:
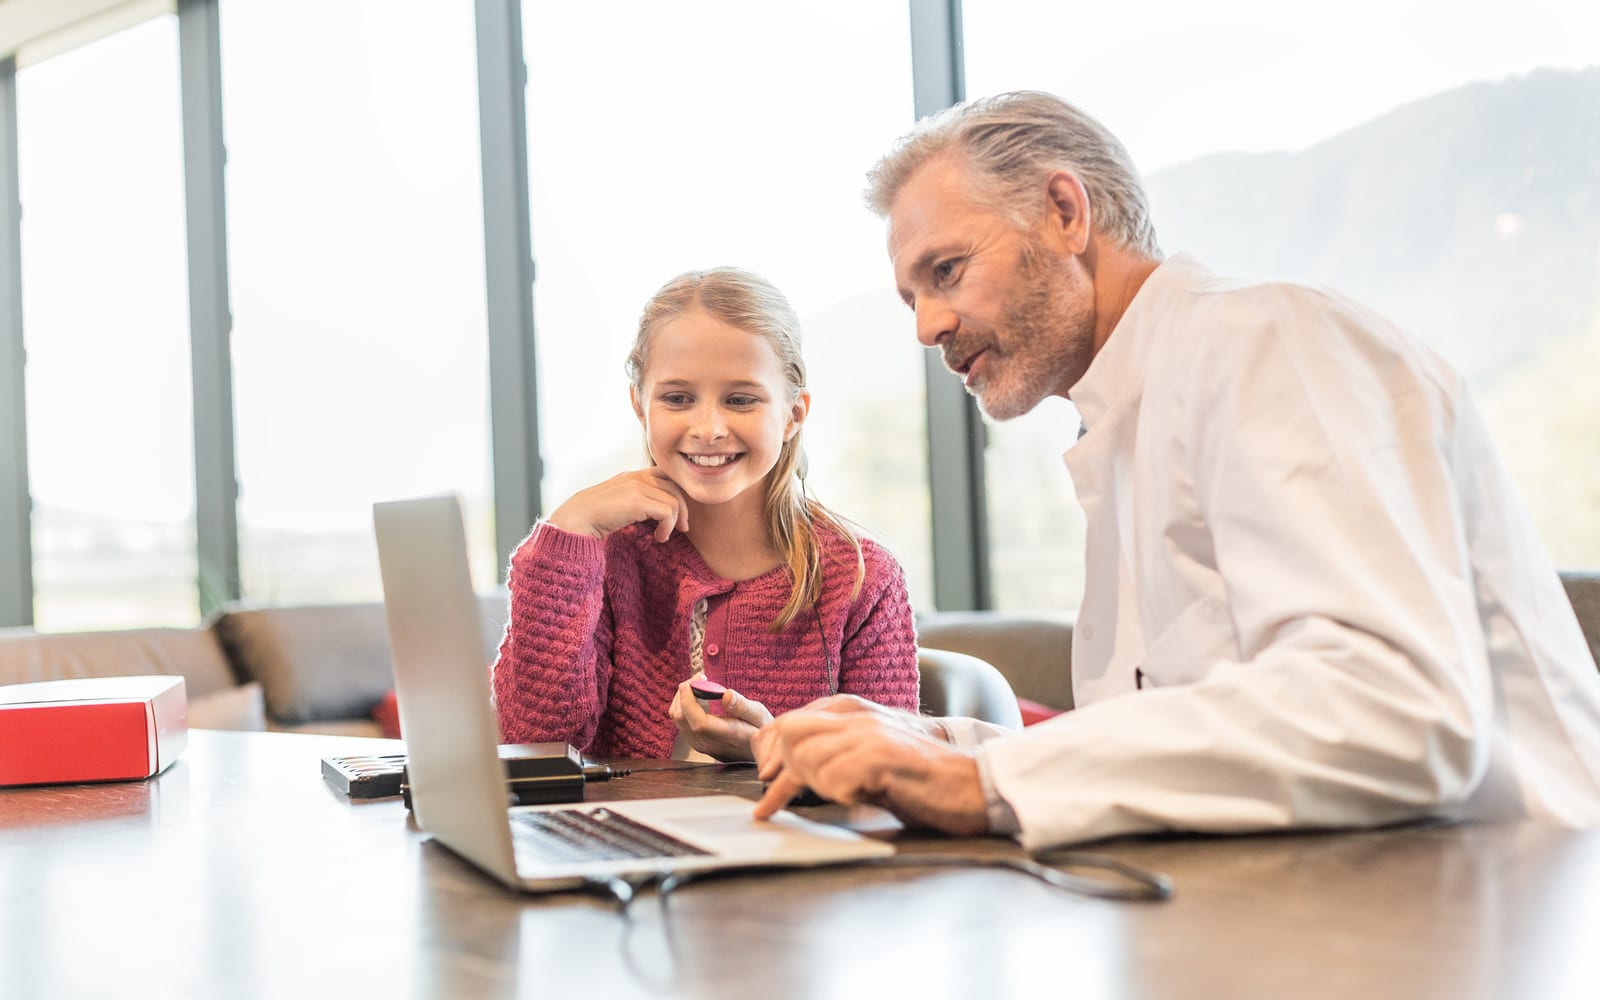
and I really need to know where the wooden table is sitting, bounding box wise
[2,730,1596,999]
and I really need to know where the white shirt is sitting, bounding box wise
[949,253,1600,851]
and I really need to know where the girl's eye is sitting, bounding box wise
[727,395,760,407]
[661,392,692,406]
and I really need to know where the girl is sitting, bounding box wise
[493,267,920,761]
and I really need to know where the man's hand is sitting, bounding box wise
[751,707,989,836]
[669,676,774,762]
[791,693,951,738]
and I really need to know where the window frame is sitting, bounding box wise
[0,0,986,627]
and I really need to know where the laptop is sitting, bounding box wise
[372,494,894,893]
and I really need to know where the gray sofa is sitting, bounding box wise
[3,573,1596,736]
[1563,572,1600,673]
[0,595,510,737]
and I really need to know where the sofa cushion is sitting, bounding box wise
[373,688,402,739]
[269,717,387,738]
[1016,696,1066,726]
[189,681,268,731]
[0,625,237,698]
[213,595,509,725]
[916,611,1076,711]
[213,602,394,725]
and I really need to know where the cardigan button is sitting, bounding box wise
[706,643,720,657]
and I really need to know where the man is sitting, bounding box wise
[751,91,1600,850]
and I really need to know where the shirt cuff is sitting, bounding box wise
[934,715,1015,750]
[931,718,1021,836]
[976,748,1021,837]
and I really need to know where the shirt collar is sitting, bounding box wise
[1068,252,1210,431]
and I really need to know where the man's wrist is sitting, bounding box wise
[975,749,1020,836]
[880,739,989,836]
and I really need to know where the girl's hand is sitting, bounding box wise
[548,468,690,542]
[669,674,775,762]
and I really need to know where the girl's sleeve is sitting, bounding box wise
[492,522,615,748]
[834,542,922,712]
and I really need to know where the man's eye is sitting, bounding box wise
[933,259,960,285]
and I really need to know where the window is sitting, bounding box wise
[220,0,495,602]
[522,2,933,606]
[965,0,1600,610]
[17,17,197,629]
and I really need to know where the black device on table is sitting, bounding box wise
[321,742,625,806]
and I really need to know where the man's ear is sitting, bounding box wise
[784,391,812,441]
[1044,170,1092,256]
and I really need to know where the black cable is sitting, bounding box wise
[592,874,689,992]
[813,593,835,695]
[584,874,642,910]
[586,846,1172,982]
[630,849,1173,913]
[620,761,755,773]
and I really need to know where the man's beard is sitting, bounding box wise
[972,239,1096,422]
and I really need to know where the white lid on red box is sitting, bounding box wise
[0,675,185,708]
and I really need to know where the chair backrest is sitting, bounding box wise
[917,647,1023,729]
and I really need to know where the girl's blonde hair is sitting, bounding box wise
[626,267,864,631]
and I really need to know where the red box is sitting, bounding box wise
[0,675,188,786]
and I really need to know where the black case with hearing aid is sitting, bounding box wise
[324,743,587,807]
[400,742,588,809]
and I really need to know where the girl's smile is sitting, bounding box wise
[683,452,743,470]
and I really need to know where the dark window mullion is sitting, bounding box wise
[476,0,542,577]
[0,57,33,627]
[907,0,990,611]
[177,0,240,615]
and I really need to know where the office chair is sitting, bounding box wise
[916,647,1023,728]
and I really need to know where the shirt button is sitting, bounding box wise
[706,643,719,657]
[1081,624,1095,641]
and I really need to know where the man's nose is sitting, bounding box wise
[915,298,956,348]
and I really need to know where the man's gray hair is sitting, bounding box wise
[865,91,1161,259]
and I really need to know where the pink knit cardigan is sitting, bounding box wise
[492,520,920,757]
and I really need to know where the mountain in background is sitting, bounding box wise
[1144,65,1600,568]
[1145,66,1600,389]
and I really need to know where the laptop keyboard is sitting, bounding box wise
[510,807,712,865]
